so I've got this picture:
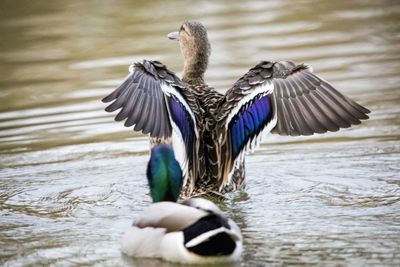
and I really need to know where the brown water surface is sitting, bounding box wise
[1,0,399,266]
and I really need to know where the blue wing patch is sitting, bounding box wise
[167,95,196,161]
[229,94,273,158]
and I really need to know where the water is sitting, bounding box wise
[1,0,399,266]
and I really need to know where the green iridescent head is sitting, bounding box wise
[146,144,183,202]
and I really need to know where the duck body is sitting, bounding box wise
[182,80,245,195]
[103,21,370,197]
[121,200,242,264]
[120,144,242,264]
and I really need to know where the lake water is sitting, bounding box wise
[1,0,399,266]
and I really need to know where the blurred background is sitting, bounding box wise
[0,0,399,266]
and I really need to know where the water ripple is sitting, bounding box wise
[1,0,400,266]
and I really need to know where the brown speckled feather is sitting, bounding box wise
[103,22,370,196]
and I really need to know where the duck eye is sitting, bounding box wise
[180,26,191,36]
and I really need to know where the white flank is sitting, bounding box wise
[120,226,166,258]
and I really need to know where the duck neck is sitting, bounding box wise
[182,50,208,84]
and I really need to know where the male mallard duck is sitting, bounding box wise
[103,21,370,196]
[121,144,242,264]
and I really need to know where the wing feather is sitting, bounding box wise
[103,60,201,187]
[285,77,314,134]
[102,73,135,103]
[217,82,275,185]
[135,202,208,232]
[271,62,370,136]
[134,93,150,131]
[217,60,370,186]
[143,94,155,135]
[115,83,137,122]
[104,82,133,113]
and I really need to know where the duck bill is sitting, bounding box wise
[167,31,179,40]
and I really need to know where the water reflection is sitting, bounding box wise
[1,0,400,266]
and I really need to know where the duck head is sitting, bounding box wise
[146,144,183,202]
[168,21,211,82]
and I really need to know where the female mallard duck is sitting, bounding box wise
[103,21,370,197]
[121,144,242,264]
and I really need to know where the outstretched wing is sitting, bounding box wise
[216,60,370,186]
[102,60,201,185]
[270,61,370,136]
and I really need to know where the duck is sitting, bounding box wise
[103,21,370,197]
[120,144,242,264]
